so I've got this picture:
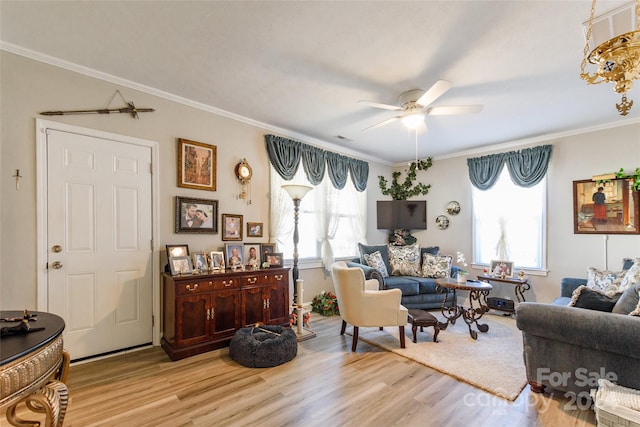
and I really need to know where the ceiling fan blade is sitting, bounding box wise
[358,100,402,111]
[426,105,483,115]
[416,80,454,107]
[362,116,400,131]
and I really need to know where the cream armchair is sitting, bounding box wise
[330,261,408,352]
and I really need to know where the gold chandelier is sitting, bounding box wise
[580,0,640,116]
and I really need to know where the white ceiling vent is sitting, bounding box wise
[583,1,637,49]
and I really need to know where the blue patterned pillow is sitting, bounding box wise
[388,243,421,276]
[358,243,391,273]
[422,254,452,278]
[364,250,390,278]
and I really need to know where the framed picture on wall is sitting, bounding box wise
[247,222,263,238]
[175,196,218,234]
[573,178,639,234]
[222,214,243,241]
[177,138,216,191]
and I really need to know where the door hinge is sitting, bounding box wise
[152,315,155,327]
[150,239,154,250]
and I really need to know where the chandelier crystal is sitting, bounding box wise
[580,0,640,116]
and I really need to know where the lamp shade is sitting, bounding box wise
[401,112,425,129]
[282,184,312,200]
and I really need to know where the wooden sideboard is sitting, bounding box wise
[161,268,290,361]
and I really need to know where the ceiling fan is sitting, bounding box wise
[359,80,482,131]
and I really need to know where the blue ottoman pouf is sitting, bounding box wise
[229,325,297,368]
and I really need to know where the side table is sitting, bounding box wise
[477,275,531,313]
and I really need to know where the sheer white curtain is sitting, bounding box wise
[314,181,340,270]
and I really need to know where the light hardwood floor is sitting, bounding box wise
[2,314,596,427]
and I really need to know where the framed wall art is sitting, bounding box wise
[169,256,193,275]
[175,196,218,234]
[166,244,189,259]
[177,138,216,191]
[489,260,514,278]
[573,178,639,235]
[222,214,243,241]
[247,222,263,238]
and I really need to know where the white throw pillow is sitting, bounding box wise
[586,267,627,296]
[421,253,452,278]
[363,250,390,278]
[388,243,421,276]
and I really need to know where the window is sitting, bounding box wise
[472,168,546,270]
[270,166,366,265]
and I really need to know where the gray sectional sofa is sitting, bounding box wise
[516,258,640,395]
[347,243,460,310]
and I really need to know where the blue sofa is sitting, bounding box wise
[516,258,640,395]
[348,243,460,310]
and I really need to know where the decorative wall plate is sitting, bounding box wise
[446,201,461,215]
[436,215,450,230]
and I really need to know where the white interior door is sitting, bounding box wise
[46,129,153,360]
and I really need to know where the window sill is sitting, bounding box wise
[471,264,549,277]
[284,256,356,270]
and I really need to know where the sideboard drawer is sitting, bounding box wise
[176,277,238,295]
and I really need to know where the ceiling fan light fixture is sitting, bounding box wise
[401,112,424,129]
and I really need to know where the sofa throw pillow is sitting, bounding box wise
[569,285,620,312]
[358,243,391,274]
[363,251,390,278]
[586,267,627,296]
[421,253,452,278]
[612,284,640,315]
[388,243,421,276]
[618,258,640,294]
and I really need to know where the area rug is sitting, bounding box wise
[347,313,526,401]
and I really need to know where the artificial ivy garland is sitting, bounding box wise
[378,158,433,200]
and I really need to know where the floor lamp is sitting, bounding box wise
[281,184,316,341]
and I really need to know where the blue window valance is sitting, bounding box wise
[467,145,553,190]
[265,134,369,191]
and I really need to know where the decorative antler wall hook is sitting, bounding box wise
[40,90,155,119]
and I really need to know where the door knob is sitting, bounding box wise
[52,245,63,253]
[51,261,63,269]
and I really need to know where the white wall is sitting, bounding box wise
[1,50,639,313]
[0,51,390,309]
[401,125,640,303]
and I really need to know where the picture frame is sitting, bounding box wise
[166,244,189,260]
[244,244,261,269]
[261,243,276,264]
[266,252,283,268]
[209,251,225,271]
[191,253,208,272]
[573,178,639,235]
[246,222,263,238]
[222,214,243,241]
[175,196,218,234]
[489,260,514,278]
[177,138,216,191]
[169,256,193,275]
[225,243,244,269]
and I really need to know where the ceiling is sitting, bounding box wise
[1,0,638,164]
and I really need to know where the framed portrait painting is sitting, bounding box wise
[222,214,243,241]
[175,196,218,234]
[225,243,244,269]
[244,244,261,269]
[261,243,276,264]
[177,138,216,191]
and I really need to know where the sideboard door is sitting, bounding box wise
[176,294,210,346]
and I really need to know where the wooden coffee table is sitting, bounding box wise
[435,278,493,340]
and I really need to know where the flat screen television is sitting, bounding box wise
[376,200,427,230]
